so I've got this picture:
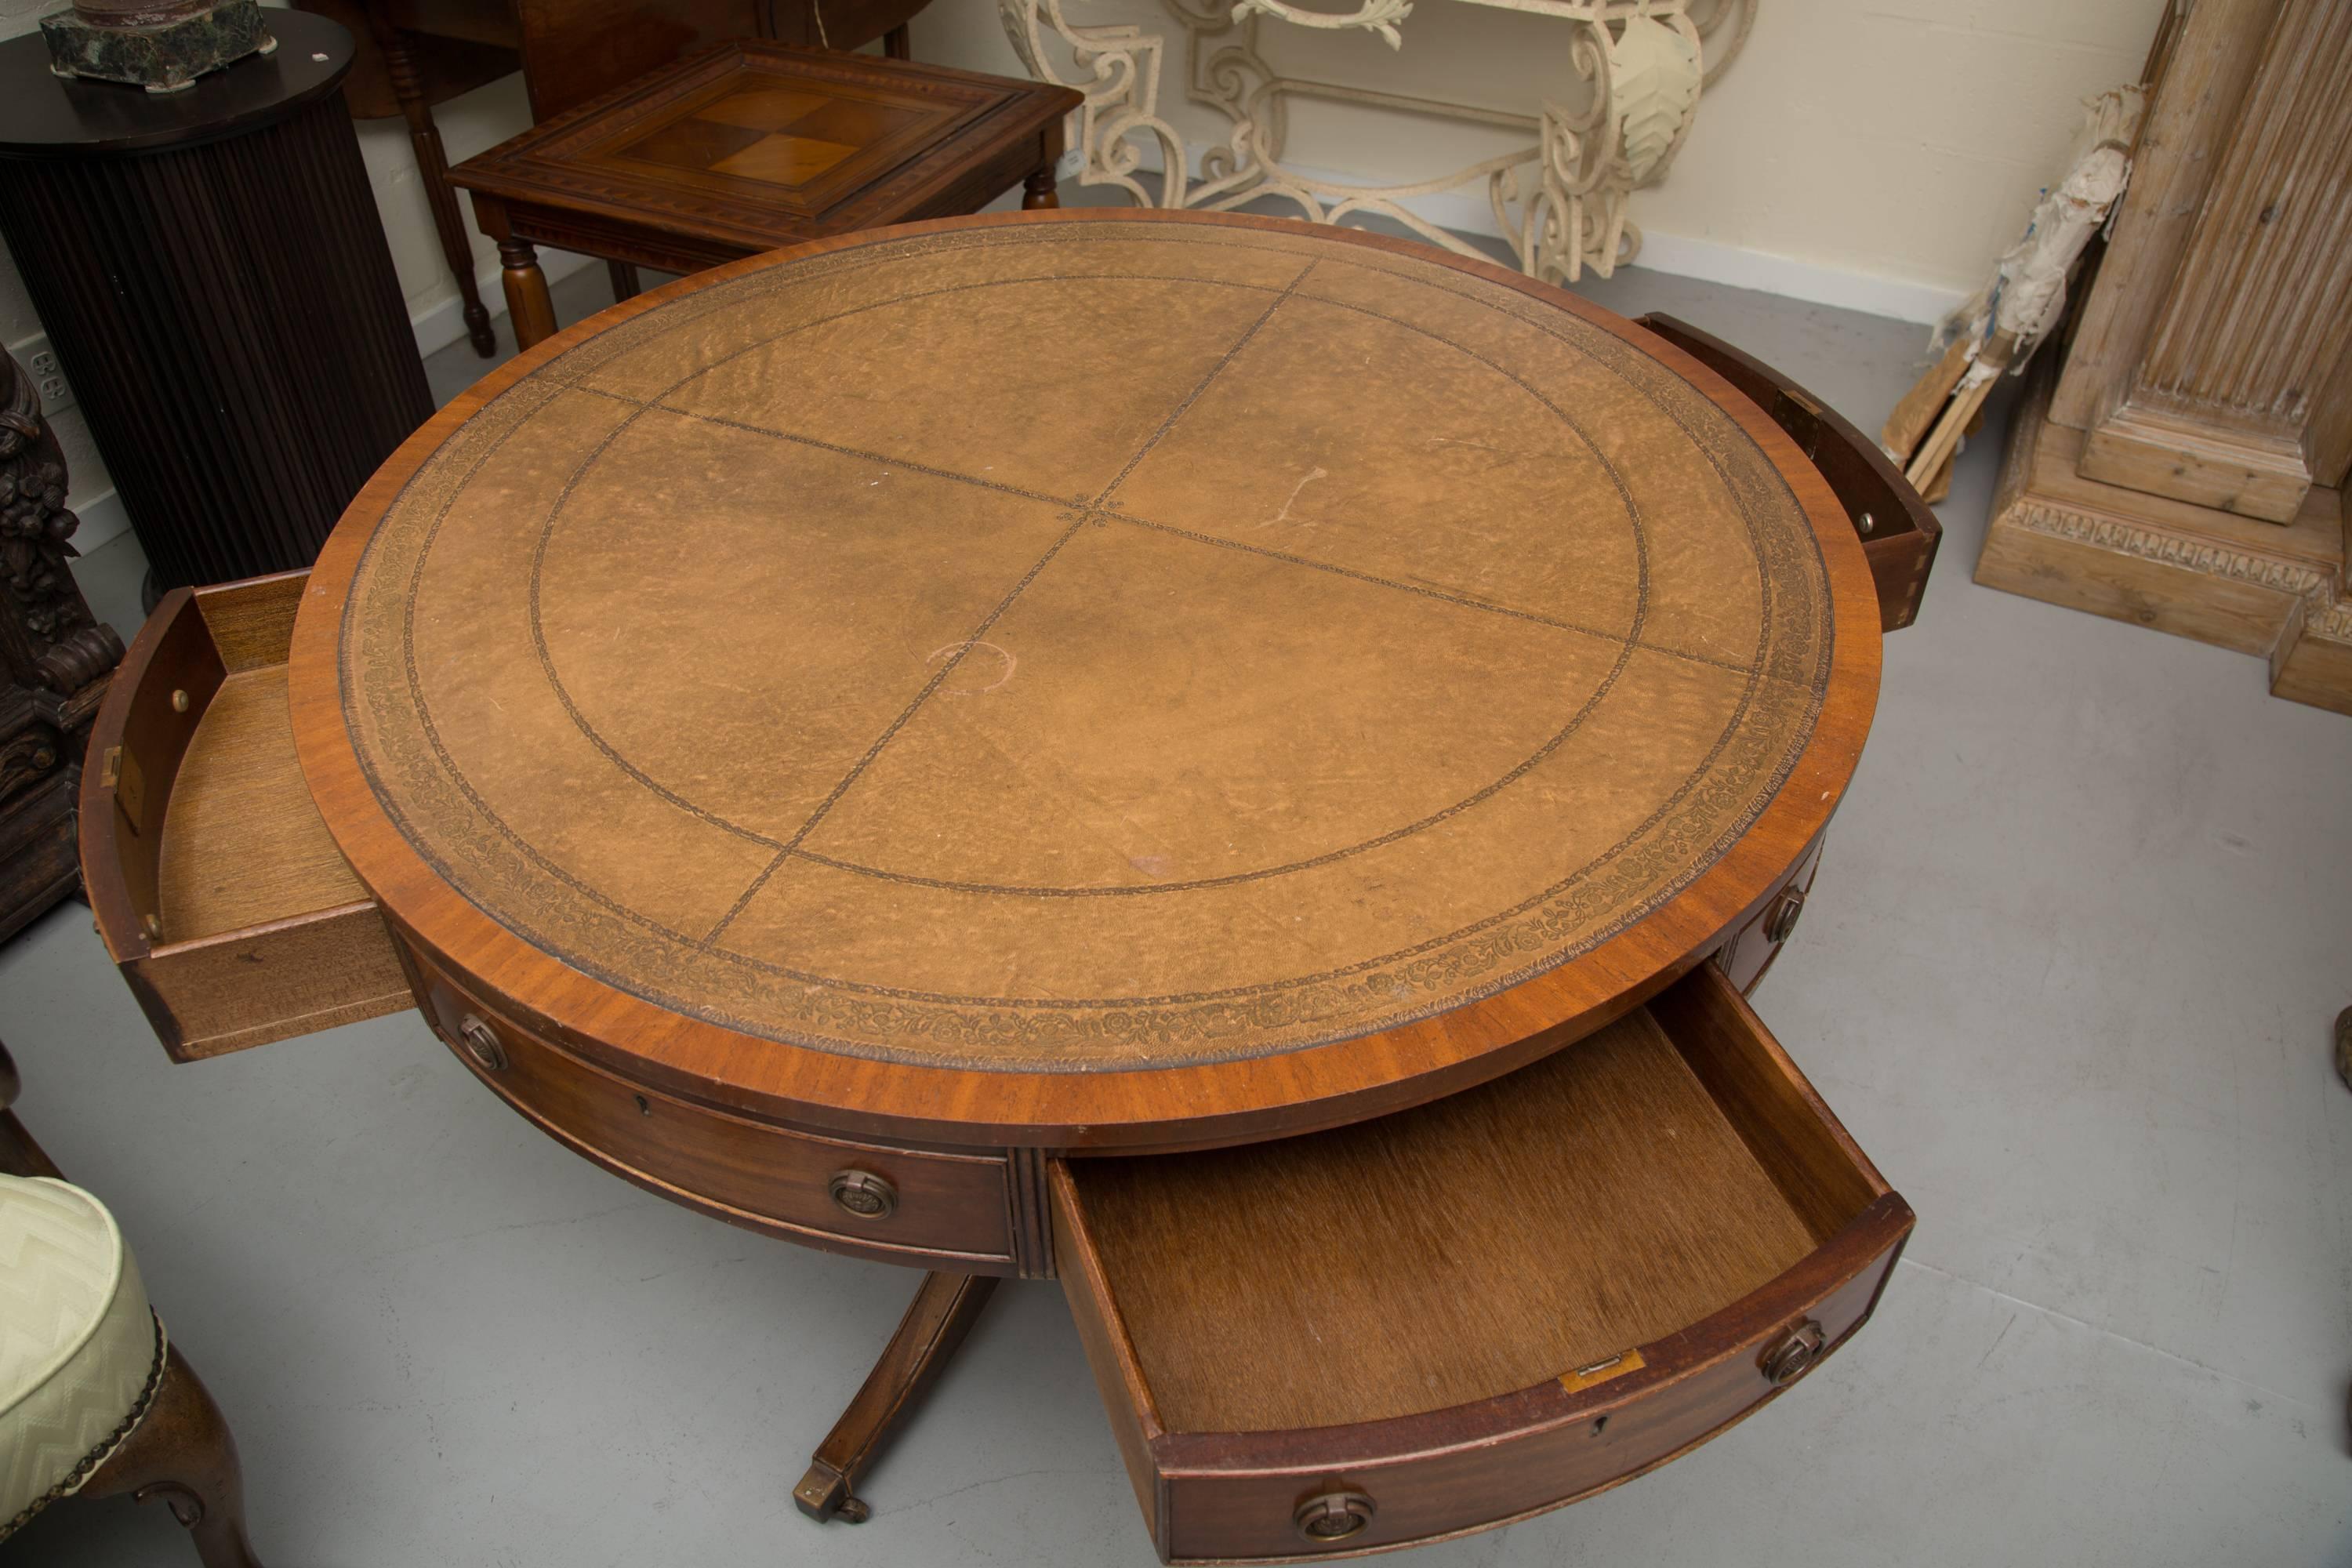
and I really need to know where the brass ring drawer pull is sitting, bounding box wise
[1762,886,1806,945]
[828,1169,898,1221]
[1293,1490,1375,1544]
[457,1014,507,1073]
[1762,1319,1825,1385]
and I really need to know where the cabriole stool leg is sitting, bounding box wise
[80,1345,263,1568]
[793,1270,1000,1525]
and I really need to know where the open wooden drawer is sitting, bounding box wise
[1053,964,1911,1563]
[1638,313,1941,633]
[78,571,412,1060]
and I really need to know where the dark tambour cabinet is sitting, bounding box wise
[0,12,431,604]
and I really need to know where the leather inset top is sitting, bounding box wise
[333,219,1836,1070]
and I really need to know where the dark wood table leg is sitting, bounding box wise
[793,1270,999,1525]
[79,1343,263,1568]
[498,237,559,350]
[1022,165,1060,209]
[373,19,495,358]
[606,260,642,303]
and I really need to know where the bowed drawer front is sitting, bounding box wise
[1638,312,1941,633]
[78,571,412,1059]
[407,947,1022,1272]
[1053,964,1911,1563]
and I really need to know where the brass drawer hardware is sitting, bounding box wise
[1763,886,1806,945]
[829,1169,897,1221]
[1761,1320,1825,1385]
[457,1014,507,1073]
[1559,1345,1645,1394]
[1292,1490,1375,1544]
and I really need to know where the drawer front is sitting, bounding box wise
[78,572,414,1060]
[1149,1200,1907,1562]
[1715,835,1826,996]
[408,948,1019,1269]
[1054,965,1911,1564]
[1637,313,1940,632]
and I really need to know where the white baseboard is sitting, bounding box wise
[409,248,598,358]
[1101,148,1969,327]
[1624,230,1967,328]
[67,488,129,557]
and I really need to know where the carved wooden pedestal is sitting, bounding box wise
[1979,0,2352,715]
[0,349,120,946]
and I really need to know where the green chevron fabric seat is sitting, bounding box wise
[0,1174,165,1537]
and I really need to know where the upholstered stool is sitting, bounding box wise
[1,1175,167,1531]
[0,1044,261,1566]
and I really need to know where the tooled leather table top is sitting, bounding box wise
[303,212,1870,1104]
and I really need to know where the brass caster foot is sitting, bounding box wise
[793,1462,869,1524]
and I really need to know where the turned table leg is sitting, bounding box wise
[498,238,558,350]
[793,1270,999,1525]
[377,20,495,358]
[80,1344,263,1568]
[1022,165,1060,210]
[606,260,641,303]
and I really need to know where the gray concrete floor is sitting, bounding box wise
[6,200,2351,1566]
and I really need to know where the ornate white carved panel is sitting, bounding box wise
[998,0,1751,281]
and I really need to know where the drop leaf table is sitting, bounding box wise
[79,210,1936,1562]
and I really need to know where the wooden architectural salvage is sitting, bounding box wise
[1980,0,2352,715]
[0,347,121,945]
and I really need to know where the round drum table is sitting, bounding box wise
[83,210,1924,1563]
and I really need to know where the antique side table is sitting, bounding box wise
[79,210,1932,1562]
[448,41,1081,350]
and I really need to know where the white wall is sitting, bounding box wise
[5,0,2163,551]
[354,71,539,352]
[912,0,2163,322]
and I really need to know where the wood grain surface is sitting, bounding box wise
[159,666,365,941]
[79,574,414,1060]
[407,940,1025,1269]
[1050,962,1911,1562]
[291,209,1883,1149]
[1065,1001,1819,1432]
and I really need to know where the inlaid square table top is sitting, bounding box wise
[292,211,1881,1143]
[447,42,1082,254]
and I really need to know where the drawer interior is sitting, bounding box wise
[158,659,366,942]
[1060,968,1885,1436]
[82,572,413,1059]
